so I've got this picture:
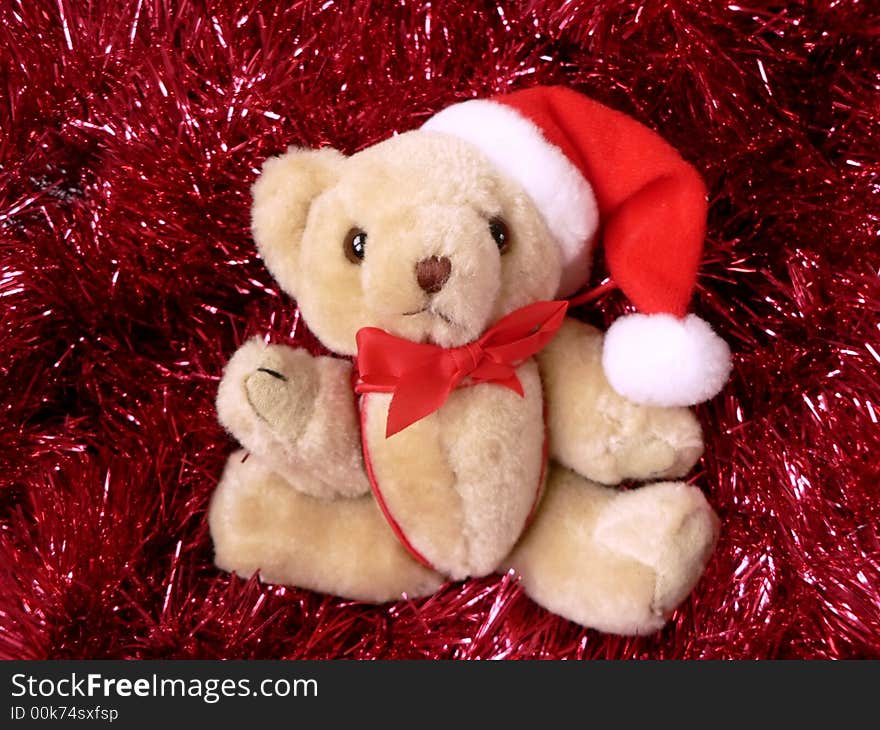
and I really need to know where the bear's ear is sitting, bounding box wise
[251,146,345,294]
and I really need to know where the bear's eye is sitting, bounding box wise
[344,228,367,264]
[489,217,510,254]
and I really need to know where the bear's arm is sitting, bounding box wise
[216,337,370,499]
[537,318,704,485]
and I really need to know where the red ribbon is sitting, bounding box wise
[355,300,569,437]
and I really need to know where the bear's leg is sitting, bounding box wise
[209,450,444,602]
[506,465,719,635]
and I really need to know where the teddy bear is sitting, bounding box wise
[208,86,732,635]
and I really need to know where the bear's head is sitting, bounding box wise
[250,131,563,355]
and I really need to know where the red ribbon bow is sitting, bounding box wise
[355,300,569,437]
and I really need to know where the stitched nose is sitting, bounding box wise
[415,256,452,294]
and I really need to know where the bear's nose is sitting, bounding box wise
[415,256,452,294]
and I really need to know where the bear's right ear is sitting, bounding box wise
[251,146,345,294]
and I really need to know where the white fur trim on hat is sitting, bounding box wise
[422,99,599,297]
[602,313,732,406]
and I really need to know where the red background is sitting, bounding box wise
[1,0,878,658]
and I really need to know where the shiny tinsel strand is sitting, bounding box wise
[1,0,878,659]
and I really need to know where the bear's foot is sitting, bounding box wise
[507,466,718,635]
[209,449,443,602]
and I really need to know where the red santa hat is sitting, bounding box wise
[422,85,731,407]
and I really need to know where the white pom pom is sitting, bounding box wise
[602,314,732,407]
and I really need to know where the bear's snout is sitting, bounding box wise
[415,256,452,294]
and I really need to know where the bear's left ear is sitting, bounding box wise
[251,146,345,295]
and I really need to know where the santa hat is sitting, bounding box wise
[421,86,731,407]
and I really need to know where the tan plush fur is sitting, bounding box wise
[362,361,545,579]
[217,338,369,499]
[506,467,718,635]
[539,318,705,484]
[257,132,563,355]
[210,450,442,601]
[209,130,719,634]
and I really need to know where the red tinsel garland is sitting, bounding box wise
[1,0,878,659]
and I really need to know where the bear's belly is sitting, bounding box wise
[360,360,546,579]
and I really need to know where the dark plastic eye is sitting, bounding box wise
[489,217,510,254]
[344,228,367,263]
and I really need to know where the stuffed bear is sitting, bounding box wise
[209,86,731,635]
